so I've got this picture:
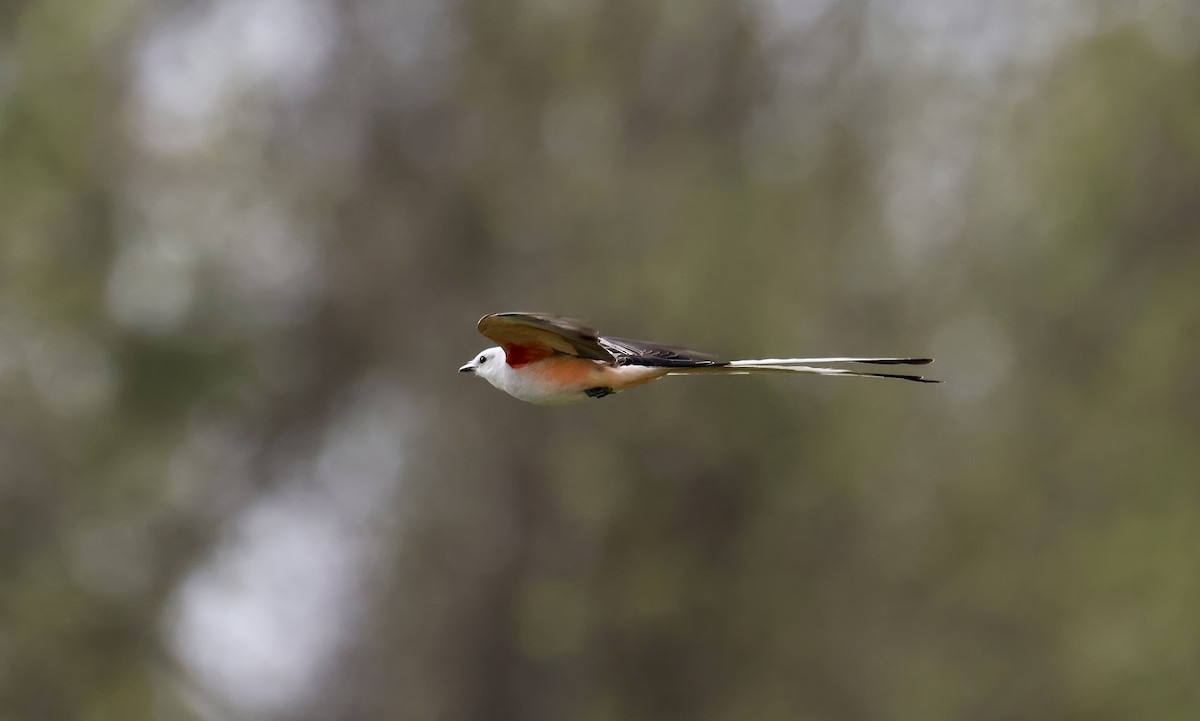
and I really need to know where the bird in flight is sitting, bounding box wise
[459,312,939,405]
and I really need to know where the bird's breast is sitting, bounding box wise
[496,357,666,405]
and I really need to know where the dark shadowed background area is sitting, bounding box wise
[2,1,1199,720]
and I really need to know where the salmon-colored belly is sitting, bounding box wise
[514,357,669,404]
[532,357,607,388]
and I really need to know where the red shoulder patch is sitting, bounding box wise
[503,343,553,368]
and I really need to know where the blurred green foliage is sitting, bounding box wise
[1,1,1199,720]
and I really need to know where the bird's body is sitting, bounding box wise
[459,312,939,405]
[468,351,664,405]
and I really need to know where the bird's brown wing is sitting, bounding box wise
[477,313,616,367]
[599,336,726,368]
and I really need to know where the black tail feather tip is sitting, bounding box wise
[859,358,935,366]
[872,373,942,383]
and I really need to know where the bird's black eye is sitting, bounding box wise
[478,355,487,364]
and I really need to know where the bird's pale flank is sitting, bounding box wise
[459,312,939,405]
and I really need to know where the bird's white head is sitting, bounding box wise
[458,346,508,388]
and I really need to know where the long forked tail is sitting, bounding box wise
[668,357,940,383]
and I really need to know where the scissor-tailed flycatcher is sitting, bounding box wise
[459,312,939,405]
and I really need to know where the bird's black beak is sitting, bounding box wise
[458,364,474,373]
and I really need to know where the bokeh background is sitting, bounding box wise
[3,1,1200,719]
